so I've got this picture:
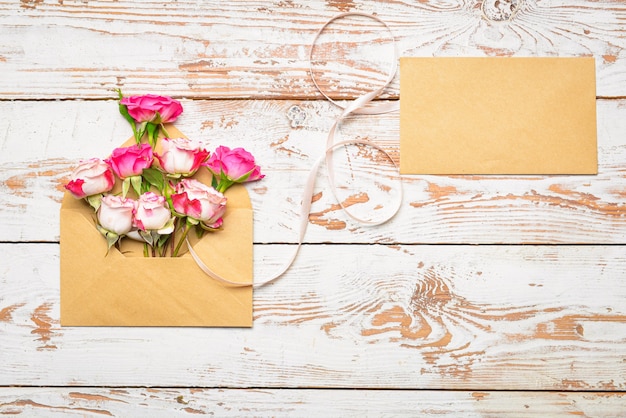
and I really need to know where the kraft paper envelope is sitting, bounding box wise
[400,57,598,174]
[60,126,253,327]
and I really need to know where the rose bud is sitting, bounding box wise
[171,179,227,229]
[156,137,210,177]
[204,145,264,183]
[133,192,173,233]
[65,158,115,199]
[120,94,183,124]
[97,194,135,235]
[105,143,154,179]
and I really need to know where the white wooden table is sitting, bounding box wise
[2,0,626,415]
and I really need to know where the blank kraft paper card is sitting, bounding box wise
[399,57,598,175]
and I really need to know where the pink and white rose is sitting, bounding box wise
[156,137,210,177]
[204,145,264,183]
[98,195,135,235]
[105,143,154,179]
[65,158,115,199]
[133,192,173,233]
[171,179,227,228]
[120,94,183,124]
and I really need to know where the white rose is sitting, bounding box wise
[98,194,135,235]
[156,137,210,176]
[134,192,173,233]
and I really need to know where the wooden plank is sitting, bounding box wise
[1,0,626,99]
[1,388,625,417]
[2,0,625,413]
[1,99,625,244]
[1,243,625,389]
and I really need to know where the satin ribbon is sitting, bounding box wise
[188,12,403,287]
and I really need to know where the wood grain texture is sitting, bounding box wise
[1,388,625,417]
[1,243,625,390]
[1,99,625,244]
[1,0,626,99]
[3,0,626,414]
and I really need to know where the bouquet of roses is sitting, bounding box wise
[64,92,263,257]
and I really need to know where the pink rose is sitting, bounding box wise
[171,179,227,228]
[134,192,173,232]
[105,143,154,179]
[120,94,183,124]
[156,137,210,177]
[98,195,135,235]
[246,165,264,182]
[65,158,115,198]
[204,145,264,183]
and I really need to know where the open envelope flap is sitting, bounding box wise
[60,182,253,327]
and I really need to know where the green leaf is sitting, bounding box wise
[116,90,138,139]
[134,122,147,144]
[122,177,130,198]
[105,233,119,251]
[157,233,171,248]
[130,175,142,196]
[85,194,103,211]
[97,224,119,255]
[118,101,135,127]
[142,168,165,192]
[160,123,171,138]
[139,230,154,246]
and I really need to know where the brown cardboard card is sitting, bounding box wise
[60,126,253,327]
[400,57,598,175]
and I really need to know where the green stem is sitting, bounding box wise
[170,219,177,256]
[143,242,149,257]
[172,224,191,257]
[146,123,158,148]
[217,180,233,194]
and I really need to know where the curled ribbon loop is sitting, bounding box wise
[189,13,402,287]
[309,12,400,116]
[309,12,402,226]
